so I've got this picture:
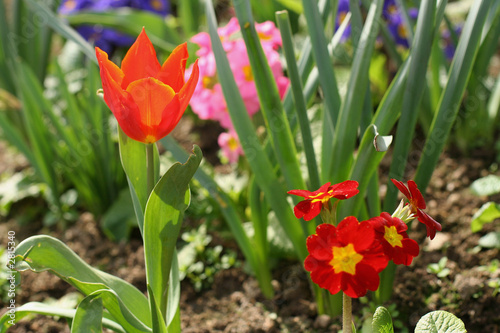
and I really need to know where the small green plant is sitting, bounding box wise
[427,257,451,278]
[178,225,239,291]
[368,306,467,333]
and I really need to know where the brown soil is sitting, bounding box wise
[1,142,499,332]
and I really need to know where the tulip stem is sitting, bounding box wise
[146,143,155,197]
[343,292,352,333]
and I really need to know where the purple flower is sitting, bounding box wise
[441,25,462,61]
[59,0,171,54]
[76,25,135,54]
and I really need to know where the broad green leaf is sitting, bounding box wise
[0,302,125,333]
[415,310,467,333]
[371,306,394,333]
[118,129,160,233]
[478,232,500,249]
[143,145,202,317]
[66,282,151,333]
[470,175,500,196]
[166,250,181,332]
[471,202,500,232]
[14,235,151,329]
[101,188,137,241]
[71,294,103,333]
[147,285,168,333]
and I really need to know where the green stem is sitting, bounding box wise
[343,292,352,333]
[146,143,155,199]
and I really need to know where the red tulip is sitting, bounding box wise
[96,28,199,143]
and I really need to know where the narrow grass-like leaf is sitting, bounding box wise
[414,0,492,191]
[14,235,151,330]
[71,294,103,333]
[14,61,61,208]
[383,0,437,212]
[143,146,201,317]
[340,57,410,219]
[23,0,96,61]
[205,0,307,260]
[329,0,384,183]
[0,302,125,333]
[300,0,341,180]
[233,0,306,193]
[65,10,180,51]
[178,0,202,37]
[160,137,271,296]
[277,10,320,190]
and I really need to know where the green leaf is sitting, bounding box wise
[101,188,137,241]
[414,0,493,191]
[143,145,202,317]
[415,310,467,333]
[0,302,125,333]
[471,202,500,232]
[14,235,151,331]
[233,1,306,193]
[166,250,181,332]
[23,0,96,62]
[205,0,307,261]
[161,136,270,298]
[470,175,500,196]
[65,10,180,52]
[371,306,394,333]
[71,294,103,333]
[147,285,168,333]
[118,129,160,233]
[329,0,384,183]
[478,232,500,249]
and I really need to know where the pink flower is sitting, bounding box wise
[186,18,289,127]
[218,130,243,163]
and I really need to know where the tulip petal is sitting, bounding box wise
[178,59,200,112]
[95,47,124,86]
[121,28,161,89]
[98,62,147,142]
[126,77,175,143]
[156,43,189,92]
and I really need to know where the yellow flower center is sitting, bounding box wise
[388,5,398,15]
[227,137,239,151]
[330,244,363,275]
[63,0,76,11]
[398,24,408,39]
[384,225,403,248]
[149,0,164,11]
[338,11,348,24]
[310,192,330,204]
[202,75,218,90]
[258,32,272,40]
[243,65,253,82]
